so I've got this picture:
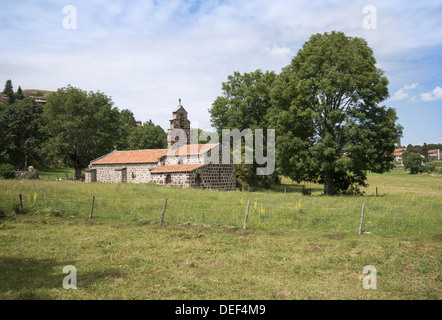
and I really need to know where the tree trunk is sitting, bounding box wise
[74,165,82,180]
[324,173,334,196]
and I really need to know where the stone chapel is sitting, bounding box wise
[84,101,236,191]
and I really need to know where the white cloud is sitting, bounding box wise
[264,45,291,57]
[420,86,442,102]
[403,83,418,90]
[1,0,442,132]
[391,89,409,101]
[391,83,419,101]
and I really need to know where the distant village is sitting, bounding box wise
[393,147,441,164]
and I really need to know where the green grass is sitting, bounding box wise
[0,169,441,300]
[38,167,76,181]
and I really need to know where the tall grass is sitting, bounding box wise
[1,168,441,236]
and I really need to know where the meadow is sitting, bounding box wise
[0,168,441,300]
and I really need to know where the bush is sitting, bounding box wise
[0,163,15,179]
[424,164,436,172]
[404,153,424,174]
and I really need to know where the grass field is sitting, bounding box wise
[0,168,441,300]
[22,89,54,99]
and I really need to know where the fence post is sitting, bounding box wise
[376,187,378,197]
[160,198,167,226]
[243,200,251,230]
[359,203,365,235]
[19,194,23,210]
[89,196,95,219]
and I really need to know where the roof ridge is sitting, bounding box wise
[90,148,169,165]
[89,150,117,165]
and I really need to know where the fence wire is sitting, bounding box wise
[1,192,441,235]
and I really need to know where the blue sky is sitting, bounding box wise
[1,0,441,146]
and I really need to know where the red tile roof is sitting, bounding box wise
[91,149,168,165]
[392,148,407,156]
[166,144,218,156]
[151,164,205,173]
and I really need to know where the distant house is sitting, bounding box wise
[393,148,407,164]
[84,102,236,191]
[27,95,47,104]
[428,149,441,160]
[135,120,142,127]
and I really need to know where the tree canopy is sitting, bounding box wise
[0,98,45,168]
[403,153,424,174]
[209,69,278,188]
[125,120,167,150]
[42,86,121,179]
[3,79,15,104]
[270,31,402,195]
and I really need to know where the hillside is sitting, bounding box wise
[22,89,54,99]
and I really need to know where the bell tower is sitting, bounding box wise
[167,99,191,149]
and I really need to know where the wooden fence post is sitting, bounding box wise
[89,196,95,219]
[376,187,378,197]
[19,194,23,210]
[243,200,251,230]
[160,198,167,226]
[359,203,365,235]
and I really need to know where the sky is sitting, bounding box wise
[1,0,441,146]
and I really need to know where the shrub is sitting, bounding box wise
[404,153,424,174]
[0,163,15,179]
[424,164,436,172]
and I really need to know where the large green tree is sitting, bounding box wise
[210,69,278,188]
[115,108,137,150]
[126,120,167,150]
[0,98,45,168]
[270,31,402,195]
[42,86,121,179]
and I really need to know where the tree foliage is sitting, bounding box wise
[403,153,424,174]
[125,120,167,150]
[0,98,45,168]
[269,31,402,195]
[42,86,121,179]
[209,69,279,188]
[16,86,25,100]
[3,79,15,104]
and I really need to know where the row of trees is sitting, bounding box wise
[210,31,403,195]
[2,31,404,195]
[0,82,167,179]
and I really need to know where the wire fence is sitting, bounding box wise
[1,191,441,236]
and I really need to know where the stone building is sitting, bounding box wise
[84,101,236,191]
